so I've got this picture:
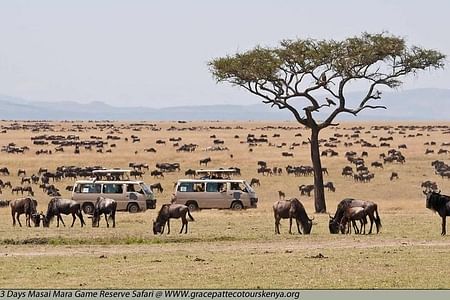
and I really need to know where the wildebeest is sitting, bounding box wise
[424,191,450,235]
[0,199,11,207]
[250,178,260,187]
[150,170,164,178]
[339,206,368,234]
[150,182,164,193]
[184,168,196,177]
[199,157,211,166]
[152,203,194,234]
[273,198,313,234]
[92,197,117,228]
[324,182,336,192]
[390,172,399,181]
[10,197,38,227]
[278,190,285,200]
[43,197,85,227]
[329,198,381,234]
[0,167,10,175]
[299,184,314,197]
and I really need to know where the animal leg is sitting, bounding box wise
[167,219,170,234]
[289,217,293,234]
[26,213,31,227]
[367,214,374,234]
[78,212,85,227]
[184,217,188,234]
[105,214,109,228]
[17,214,22,227]
[442,216,446,236]
[11,211,16,226]
[58,215,66,227]
[71,213,76,227]
[296,219,302,234]
[274,216,280,234]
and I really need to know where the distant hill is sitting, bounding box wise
[0,88,449,121]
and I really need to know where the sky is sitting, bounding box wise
[0,0,448,108]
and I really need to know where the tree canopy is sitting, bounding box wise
[209,32,445,129]
[209,32,445,213]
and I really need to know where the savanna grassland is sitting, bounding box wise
[0,120,449,289]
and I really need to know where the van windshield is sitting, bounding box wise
[230,181,252,193]
[140,183,153,196]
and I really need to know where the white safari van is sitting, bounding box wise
[71,170,156,214]
[172,179,258,211]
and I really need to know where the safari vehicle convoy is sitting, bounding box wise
[71,170,156,214]
[172,178,258,211]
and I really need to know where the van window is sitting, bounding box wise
[178,182,204,192]
[206,182,226,192]
[75,183,102,193]
[206,182,220,192]
[103,183,123,194]
[230,182,247,192]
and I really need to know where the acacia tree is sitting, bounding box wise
[209,32,445,213]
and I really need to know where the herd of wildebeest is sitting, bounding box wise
[0,121,449,236]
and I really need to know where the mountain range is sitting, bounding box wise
[0,88,448,121]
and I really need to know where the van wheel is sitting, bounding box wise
[186,201,199,212]
[231,201,243,210]
[128,203,139,213]
[82,203,95,215]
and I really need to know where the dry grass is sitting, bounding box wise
[0,120,449,288]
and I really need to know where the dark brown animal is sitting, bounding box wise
[250,178,260,187]
[424,191,450,235]
[339,206,368,234]
[92,197,117,228]
[273,198,313,234]
[152,203,194,234]
[329,198,381,234]
[43,197,85,227]
[10,197,38,227]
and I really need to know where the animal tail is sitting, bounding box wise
[374,206,382,233]
[187,209,195,221]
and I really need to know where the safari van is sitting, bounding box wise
[71,170,156,214]
[172,179,258,211]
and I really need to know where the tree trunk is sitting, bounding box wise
[310,127,326,213]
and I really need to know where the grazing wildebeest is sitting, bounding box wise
[10,197,38,227]
[150,170,164,178]
[199,157,211,166]
[278,190,285,200]
[43,197,85,227]
[152,203,194,234]
[390,172,399,181]
[273,198,313,234]
[150,182,164,193]
[22,186,34,196]
[424,191,450,235]
[324,182,336,192]
[92,197,117,228]
[339,206,368,234]
[0,199,11,207]
[17,169,26,177]
[250,178,260,187]
[0,167,10,175]
[299,184,314,196]
[184,169,196,177]
[329,198,381,234]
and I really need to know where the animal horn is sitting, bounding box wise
[309,216,315,221]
